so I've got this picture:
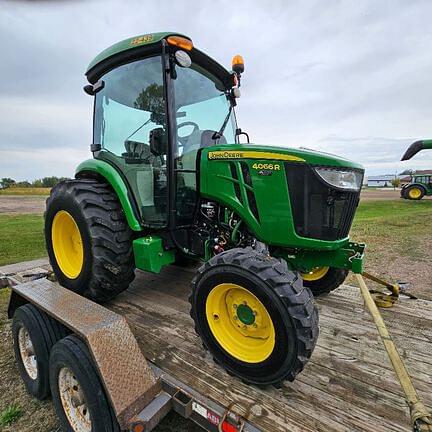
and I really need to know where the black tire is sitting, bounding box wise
[49,335,120,432]
[12,304,69,399]
[404,185,425,200]
[302,267,348,296]
[45,178,135,302]
[189,248,318,386]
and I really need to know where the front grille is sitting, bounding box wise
[285,164,361,241]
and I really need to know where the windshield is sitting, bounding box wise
[173,63,237,156]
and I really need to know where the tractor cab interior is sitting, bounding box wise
[91,47,237,229]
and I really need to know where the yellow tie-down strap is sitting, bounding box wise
[10,278,161,429]
[355,274,432,432]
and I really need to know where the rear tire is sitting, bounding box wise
[49,335,120,432]
[302,267,348,296]
[404,185,425,200]
[189,248,318,386]
[12,304,69,399]
[45,178,135,302]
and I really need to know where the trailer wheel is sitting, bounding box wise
[50,335,119,432]
[12,304,69,399]
[301,267,348,296]
[405,185,425,200]
[45,178,135,302]
[189,248,318,386]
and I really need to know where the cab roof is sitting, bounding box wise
[86,32,189,79]
[85,31,232,89]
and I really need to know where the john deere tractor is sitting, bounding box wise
[45,32,365,386]
[400,139,432,200]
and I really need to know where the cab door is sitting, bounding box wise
[93,55,169,227]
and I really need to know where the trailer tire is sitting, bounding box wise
[45,178,135,302]
[189,248,318,386]
[302,267,348,296]
[49,335,120,432]
[12,304,69,400]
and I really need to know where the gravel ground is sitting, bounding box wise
[0,196,47,215]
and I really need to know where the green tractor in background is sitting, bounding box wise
[401,139,432,200]
[45,32,365,386]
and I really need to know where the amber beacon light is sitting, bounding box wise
[167,35,193,51]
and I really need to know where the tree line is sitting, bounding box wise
[0,177,70,189]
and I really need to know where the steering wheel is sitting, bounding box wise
[177,121,199,146]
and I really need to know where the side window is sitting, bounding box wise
[93,56,168,226]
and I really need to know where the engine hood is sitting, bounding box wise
[205,144,364,171]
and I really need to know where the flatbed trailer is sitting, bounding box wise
[3,259,432,432]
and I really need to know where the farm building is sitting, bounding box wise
[366,174,396,187]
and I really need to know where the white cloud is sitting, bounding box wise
[1,0,432,179]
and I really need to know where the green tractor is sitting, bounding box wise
[401,139,432,200]
[45,32,365,386]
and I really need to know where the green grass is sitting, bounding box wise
[351,199,432,264]
[0,404,22,426]
[0,214,45,266]
[353,199,432,220]
[0,188,50,196]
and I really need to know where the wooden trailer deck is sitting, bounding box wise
[110,265,432,432]
[3,259,432,432]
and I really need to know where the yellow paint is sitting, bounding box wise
[52,211,84,279]
[205,283,275,363]
[208,150,305,162]
[301,266,329,281]
[408,187,422,199]
[130,34,154,46]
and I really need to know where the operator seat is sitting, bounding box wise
[181,130,227,188]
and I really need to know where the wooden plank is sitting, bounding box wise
[106,268,432,432]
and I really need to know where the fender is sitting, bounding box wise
[75,159,142,231]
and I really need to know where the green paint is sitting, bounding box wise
[237,304,255,325]
[86,32,190,74]
[200,145,363,251]
[75,159,142,231]
[407,175,432,196]
[274,242,366,274]
[133,236,175,273]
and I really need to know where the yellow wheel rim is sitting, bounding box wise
[408,188,422,199]
[52,211,84,279]
[301,266,329,281]
[206,283,275,363]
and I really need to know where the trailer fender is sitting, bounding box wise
[7,290,27,319]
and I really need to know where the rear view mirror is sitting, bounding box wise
[149,128,167,156]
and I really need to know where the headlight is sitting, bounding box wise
[314,167,363,191]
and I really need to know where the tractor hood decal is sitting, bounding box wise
[208,150,305,162]
[204,145,364,170]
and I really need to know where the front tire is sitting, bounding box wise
[45,179,135,302]
[189,248,318,386]
[301,267,348,296]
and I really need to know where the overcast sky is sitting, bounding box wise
[1,0,432,181]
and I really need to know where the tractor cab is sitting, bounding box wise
[84,33,239,228]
